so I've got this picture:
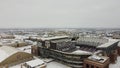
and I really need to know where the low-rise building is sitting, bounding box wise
[84,55,110,68]
[24,59,46,68]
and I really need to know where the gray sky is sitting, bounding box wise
[0,0,120,28]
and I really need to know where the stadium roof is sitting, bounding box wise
[77,37,119,48]
[97,39,119,48]
[25,59,45,67]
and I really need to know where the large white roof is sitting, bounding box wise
[0,46,20,63]
[77,37,119,48]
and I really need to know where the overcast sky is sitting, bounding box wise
[0,0,120,28]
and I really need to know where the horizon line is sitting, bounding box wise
[0,27,120,29]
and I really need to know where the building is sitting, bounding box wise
[24,59,46,68]
[0,34,15,39]
[112,32,120,39]
[0,46,33,67]
[30,36,119,68]
[84,55,110,68]
[0,39,28,47]
[31,45,40,56]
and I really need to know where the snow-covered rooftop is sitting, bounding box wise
[25,59,45,67]
[77,37,119,48]
[30,36,69,41]
[0,46,19,63]
[97,39,119,48]
[88,55,109,63]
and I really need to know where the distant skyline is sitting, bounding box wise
[0,0,120,28]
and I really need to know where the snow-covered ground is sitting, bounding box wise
[109,56,120,68]
[17,45,32,54]
[10,56,120,68]
[10,61,70,68]
[10,65,24,68]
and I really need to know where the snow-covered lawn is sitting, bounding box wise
[109,56,120,68]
